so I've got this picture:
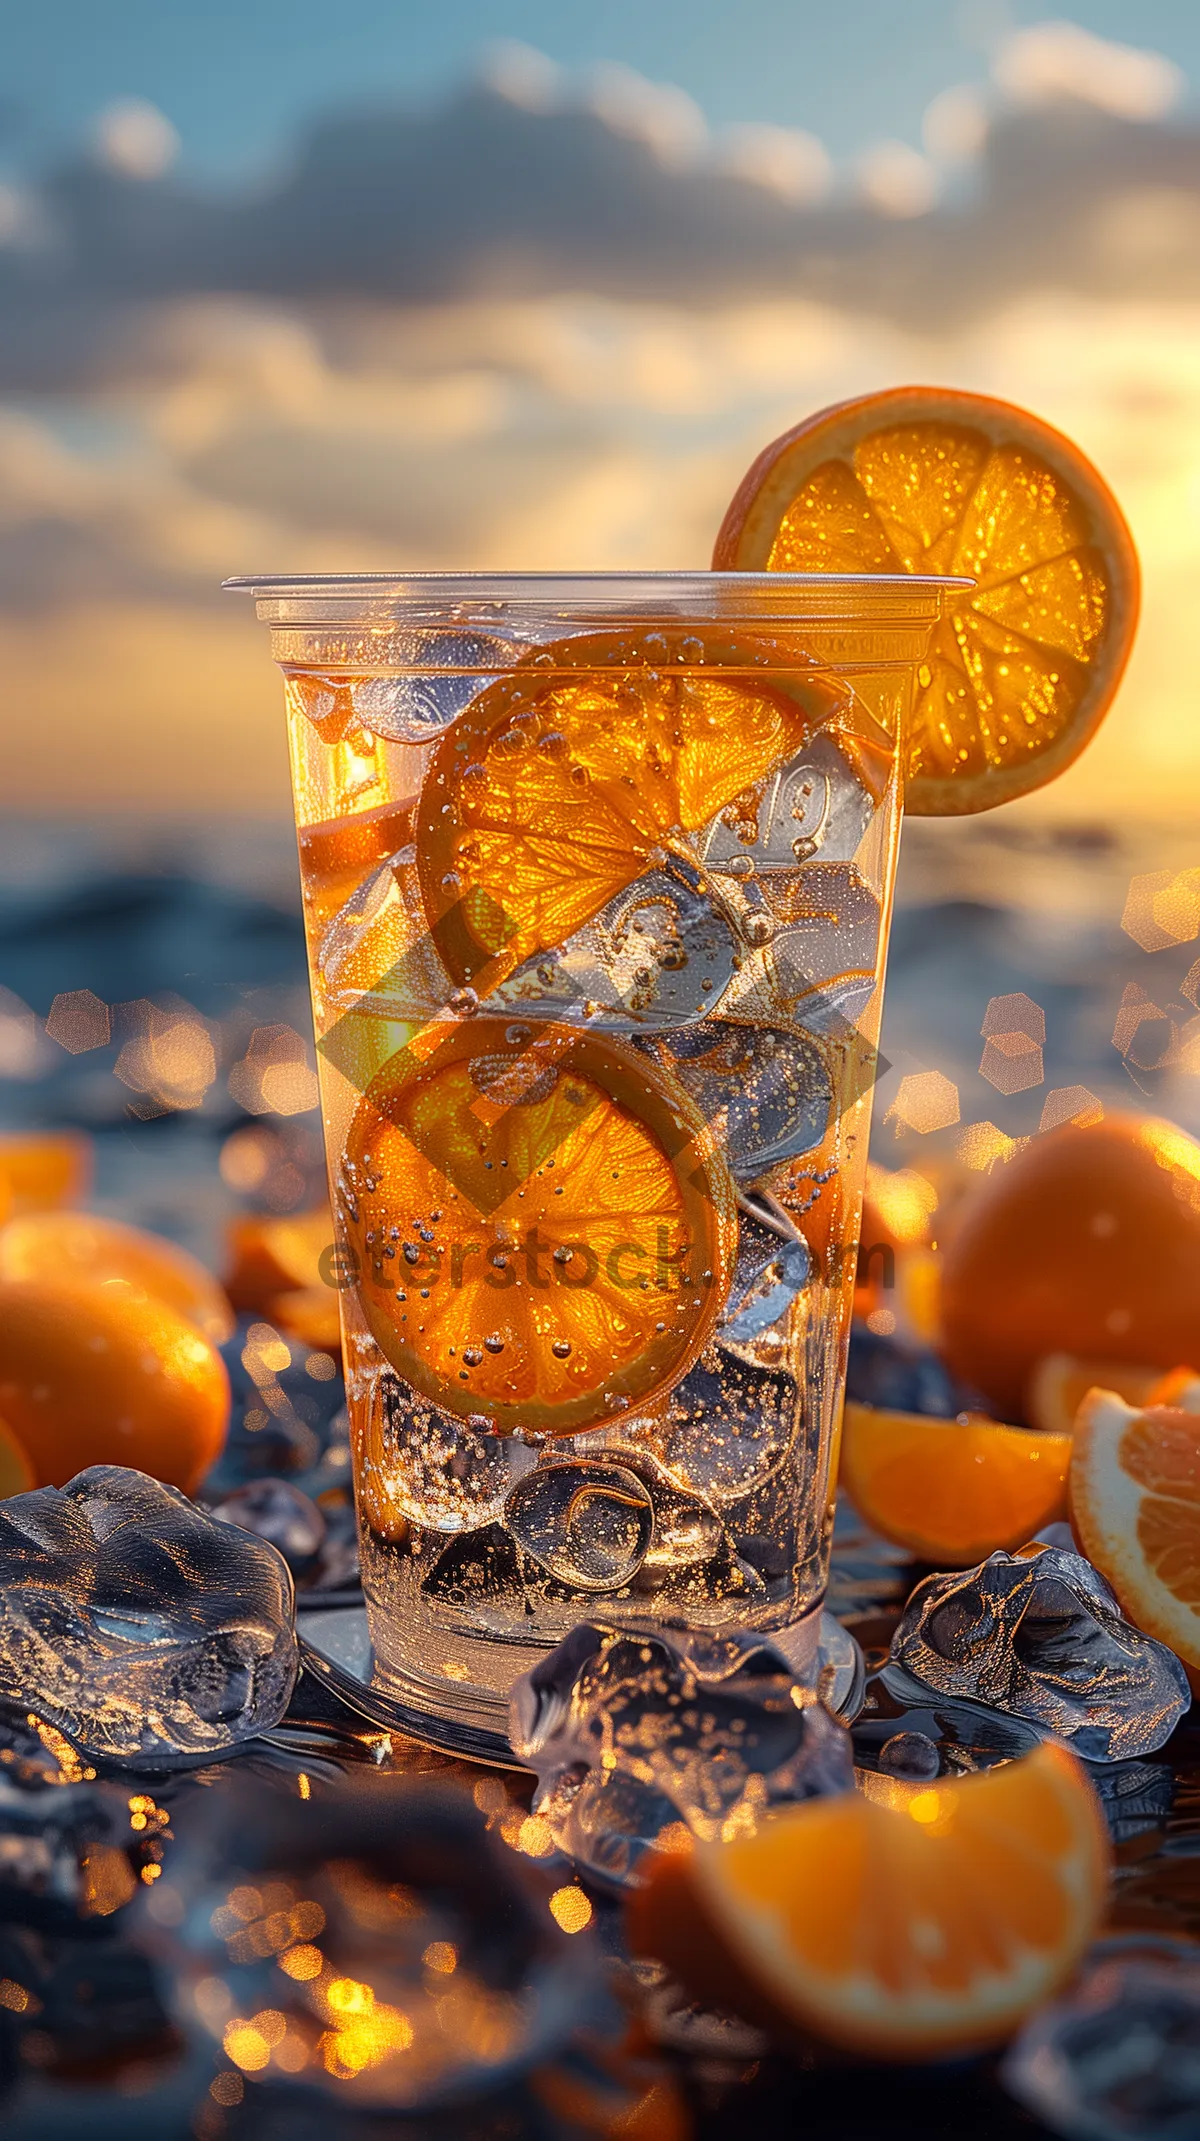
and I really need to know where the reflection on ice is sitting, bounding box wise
[651,1019,832,1180]
[364,1372,535,1534]
[1004,1938,1200,2141]
[504,1460,654,1591]
[720,1206,810,1349]
[510,1619,853,1888]
[0,1467,298,1770]
[480,857,738,1028]
[698,730,876,873]
[891,1546,1191,1761]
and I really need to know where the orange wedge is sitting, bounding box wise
[839,1402,1071,1565]
[1147,1366,1200,1409]
[1027,1353,1164,1437]
[416,627,842,987]
[715,387,1139,815]
[338,1020,735,1438]
[629,1742,1109,2061]
[1071,1388,1200,1675]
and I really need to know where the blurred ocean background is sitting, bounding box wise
[3,1,1200,1248]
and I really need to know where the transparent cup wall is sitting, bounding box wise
[245,575,946,1751]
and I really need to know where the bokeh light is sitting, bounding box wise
[1039,1086,1104,1133]
[886,1071,960,1136]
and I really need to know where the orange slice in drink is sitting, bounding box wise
[417,628,843,987]
[338,1021,735,1437]
[839,1402,1071,1566]
[715,387,1139,814]
[1071,1388,1200,1676]
[628,1742,1109,2061]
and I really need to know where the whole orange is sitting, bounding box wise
[0,1211,234,1343]
[940,1114,1200,1419]
[0,1278,230,1492]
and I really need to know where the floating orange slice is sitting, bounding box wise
[338,1021,735,1438]
[715,387,1139,814]
[1026,1353,1163,1437]
[839,1401,1071,1566]
[1071,1388,1200,1676]
[628,1742,1109,2061]
[417,628,842,987]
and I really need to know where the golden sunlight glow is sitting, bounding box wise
[548,1885,594,1933]
[864,1163,938,1243]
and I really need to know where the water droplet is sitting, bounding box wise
[505,1023,532,1046]
[449,987,479,1017]
[484,1333,505,1355]
[440,871,461,892]
[552,1339,571,1359]
[741,912,775,948]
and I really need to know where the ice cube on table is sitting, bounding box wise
[890,1546,1191,1761]
[509,1619,853,1888]
[0,1467,298,1770]
[208,1478,327,1574]
[146,1773,595,2112]
[649,1020,832,1181]
[1003,1939,1200,2141]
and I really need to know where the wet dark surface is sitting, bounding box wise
[0,1508,1193,2138]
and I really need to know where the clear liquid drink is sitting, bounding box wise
[230,573,953,1757]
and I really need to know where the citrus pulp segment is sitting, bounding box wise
[338,1021,736,1438]
[630,1742,1109,2061]
[714,387,1139,814]
[1071,1387,1200,1673]
[416,628,845,988]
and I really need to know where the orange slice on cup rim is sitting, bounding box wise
[715,386,1139,815]
[839,1401,1071,1566]
[1071,1387,1200,1675]
[337,1019,736,1438]
[416,626,847,990]
[628,1740,1110,2062]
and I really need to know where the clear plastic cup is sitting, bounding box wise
[228,571,959,1757]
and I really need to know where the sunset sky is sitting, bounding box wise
[1,5,1199,821]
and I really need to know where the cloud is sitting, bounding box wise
[0,23,1196,369]
[1,25,1200,820]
